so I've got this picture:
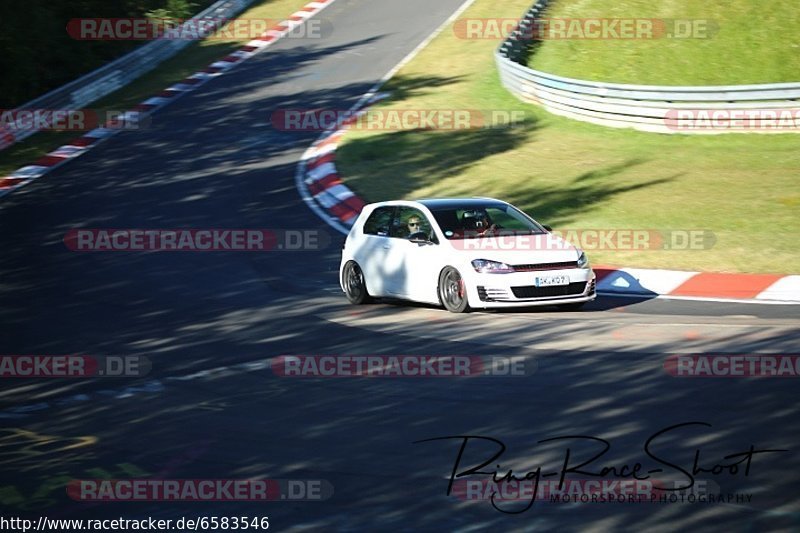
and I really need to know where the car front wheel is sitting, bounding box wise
[438,267,469,313]
[343,261,372,304]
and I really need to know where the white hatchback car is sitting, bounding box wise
[339,198,596,313]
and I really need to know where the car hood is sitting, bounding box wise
[448,233,581,265]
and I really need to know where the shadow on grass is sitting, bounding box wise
[506,163,684,227]
[384,74,468,101]
[339,116,540,201]
[339,117,679,227]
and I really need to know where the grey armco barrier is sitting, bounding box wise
[0,0,254,151]
[496,0,800,134]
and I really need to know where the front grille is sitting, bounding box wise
[512,261,578,272]
[511,282,587,299]
[477,286,488,301]
[477,286,510,302]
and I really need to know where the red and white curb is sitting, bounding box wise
[0,0,339,199]
[296,94,388,234]
[291,0,799,305]
[298,118,800,304]
[596,266,800,303]
[295,0,479,233]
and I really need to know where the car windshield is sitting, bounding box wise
[429,203,547,239]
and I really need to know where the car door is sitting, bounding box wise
[387,207,441,302]
[357,206,396,296]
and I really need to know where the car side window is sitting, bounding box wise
[363,206,395,236]
[391,207,434,241]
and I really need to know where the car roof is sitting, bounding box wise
[415,198,507,210]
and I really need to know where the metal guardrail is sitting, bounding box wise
[0,0,254,151]
[496,0,800,134]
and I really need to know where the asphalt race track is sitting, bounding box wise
[1,0,799,530]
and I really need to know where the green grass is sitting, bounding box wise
[336,0,800,274]
[0,0,313,176]
[528,0,800,85]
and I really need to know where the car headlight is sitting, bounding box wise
[471,259,514,274]
[577,251,590,269]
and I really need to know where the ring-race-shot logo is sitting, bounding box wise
[454,18,718,40]
[271,355,535,377]
[67,18,333,40]
[63,229,329,252]
[415,425,781,514]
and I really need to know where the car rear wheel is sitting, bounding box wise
[438,267,469,313]
[343,261,372,304]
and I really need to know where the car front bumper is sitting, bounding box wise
[466,268,597,308]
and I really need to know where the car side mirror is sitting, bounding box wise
[542,224,553,232]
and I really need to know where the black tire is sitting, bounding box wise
[343,261,372,304]
[557,302,586,311]
[438,267,470,313]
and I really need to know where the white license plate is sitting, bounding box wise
[535,275,570,287]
